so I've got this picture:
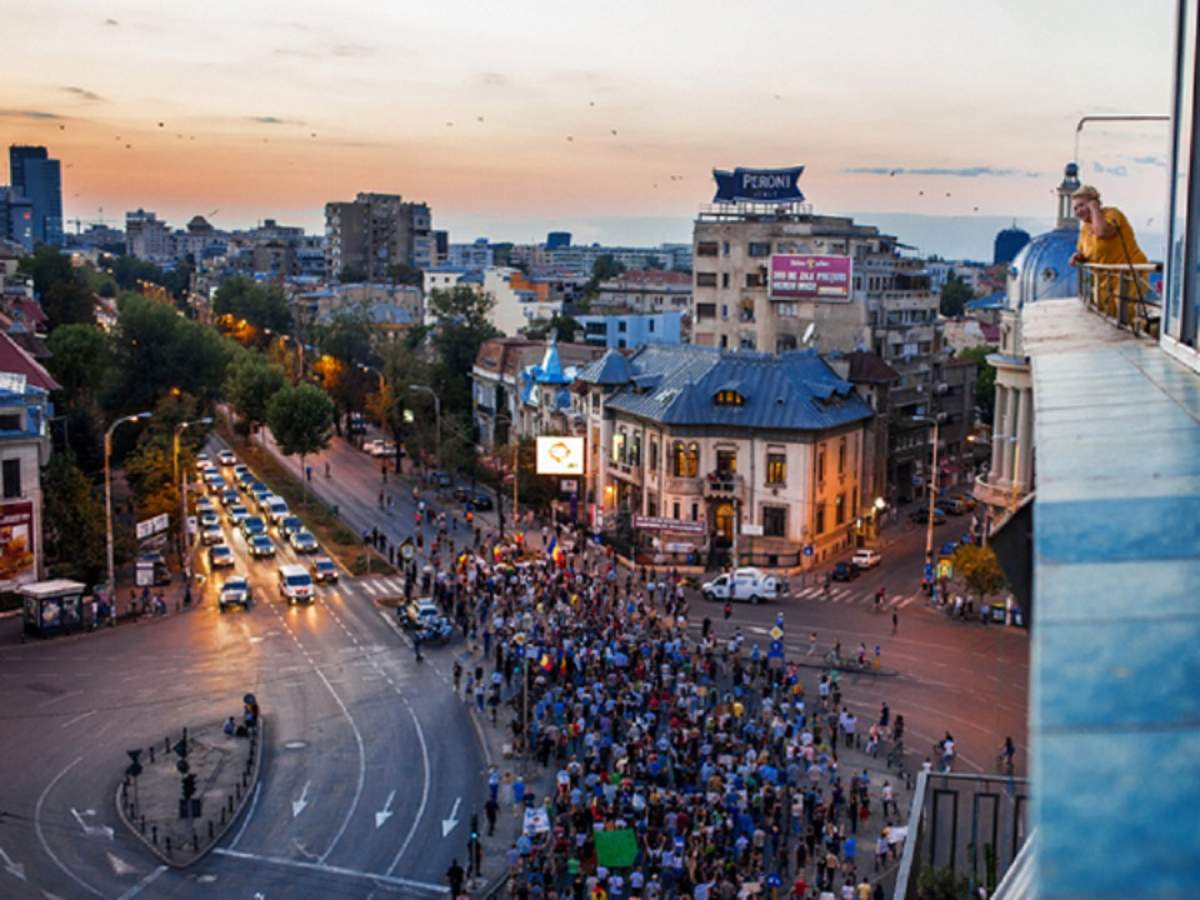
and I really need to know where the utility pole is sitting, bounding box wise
[105,412,152,601]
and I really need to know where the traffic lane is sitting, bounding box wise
[0,576,276,898]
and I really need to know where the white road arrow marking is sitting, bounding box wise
[292,781,311,818]
[106,851,136,877]
[375,790,396,829]
[440,797,461,838]
[0,845,26,881]
[70,808,114,840]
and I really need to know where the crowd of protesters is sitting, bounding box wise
[405,510,907,900]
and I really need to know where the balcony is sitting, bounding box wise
[607,461,641,485]
[1078,262,1162,338]
[703,471,744,499]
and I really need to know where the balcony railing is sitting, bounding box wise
[1078,261,1162,338]
[664,474,703,494]
[703,471,745,498]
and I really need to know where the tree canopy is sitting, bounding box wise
[213,276,292,335]
[267,382,335,460]
[41,453,107,586]
[957,345,998,422]
[47,324,112,410]
[225,351,286,433]
[426,286,499,417]
[939,272,974,318]
[953,544,1008,598]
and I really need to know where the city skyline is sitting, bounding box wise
[2,0,1175,256]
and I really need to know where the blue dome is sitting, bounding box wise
[1006,222,1079,309]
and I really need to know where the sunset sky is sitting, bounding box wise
[2,0,1177,255]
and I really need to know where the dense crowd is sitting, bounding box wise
[416,521,906,899]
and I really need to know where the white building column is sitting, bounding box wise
[991,384,1008,479]
[1016,387,1034,490]
[1001,385,1020,484]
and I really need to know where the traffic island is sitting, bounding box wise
[115,714,265,868]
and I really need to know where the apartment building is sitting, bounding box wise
[324,192,433,282]
[593,270,692,314]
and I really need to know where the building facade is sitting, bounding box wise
[324,192,433,282]
[574,310,683,349]
[8,146,62,248]
[124,209,173,264]
[594,270,693,314]
[0,188,33,252]
[576,345,874,566]
[485,267,564,336]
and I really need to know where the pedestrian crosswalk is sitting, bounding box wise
[353,577,407,597]
[789,586,916,609]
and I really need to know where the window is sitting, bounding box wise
[691,502,699,521]
[719,335,729,348]
[591,392,600,412]
[838,438,847,475]
[722,241,731,256]
[835,493,845,525]
[745,271,766,288]
[2,459,19,499]
[714,390,745,406]
[612,430,626,464]
[629,433,641,466]
[776,335,798,353]
[649,319,655,333]
[721,272,731,288]
[815,503,826,535]
[649,438,659,471]
[617,320,627,333]
[687,442,700,477]
[647,495,657,517]
[672,501,680,520]
[716,448,737,474]
[696,241,719,257]
[0,414,21,431]
[721,304,729,320]
[748,241,771,257]
[696,303,717,320]
[696,272,717,287]
[762,505,787,537]
[672,441,687,477]
[766,452,786,485]
[816,446,826,485]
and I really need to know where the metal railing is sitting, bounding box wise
[894,770,1030,900]
[1079,261,1162,338]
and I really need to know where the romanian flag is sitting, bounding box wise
[540,652,554,672]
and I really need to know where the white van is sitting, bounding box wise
[701,567,788,604]
[278,564,315,605]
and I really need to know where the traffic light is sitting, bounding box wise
[182,774,197,800]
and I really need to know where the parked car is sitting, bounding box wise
[248,535,276,558]
[851,548,883,569]
[311,556,339,584]
[936,497,967,516]
[362,438,384,455]
[701,567,788,604]
[910,507,947,525]
[831,561,858,582]
[219,576,251,611]
[208,544,235,568]
[218,450,237,467]
[240,516,266,538]
[289,530,319,554]
[452,486,470,502]
[403,598,454,641]
[471,494,494,511]
[227,504,250,525]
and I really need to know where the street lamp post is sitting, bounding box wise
[913,414,945,560]
[410,384,441,468]
[105,412,153,602]
[173,417,213,571]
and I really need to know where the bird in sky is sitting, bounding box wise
[611,129,618,135]
[566,135,573,142]
[158,121,164,127]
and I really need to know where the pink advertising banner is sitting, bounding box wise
[769,254,853,301]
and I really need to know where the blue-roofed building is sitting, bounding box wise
[575,344,874,566]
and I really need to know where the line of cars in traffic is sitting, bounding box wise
[193,450,339,612]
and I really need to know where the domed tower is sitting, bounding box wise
[975,163,1081,532]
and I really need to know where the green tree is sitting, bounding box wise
[47,324,112,410]
[958,345,998,422]
[365,341,430,458]
[108,294,232,413]
[317,308,375,368]
[17,245,75,298]
[953,544,1008,600]
[526,314,581,343]
[225,351,286,438]
[583,253,626,296]
[213,276,292,334]
[940,272,974,317]
[41,453,107,586]
[109,254,166,291]
[426,286,500,417]
[386,263,424,286]
[267,383,335,499]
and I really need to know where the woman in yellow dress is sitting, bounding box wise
[1068,184,1148,319]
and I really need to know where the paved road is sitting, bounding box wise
[0,446,482,899]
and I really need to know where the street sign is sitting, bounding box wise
[938,559,953,579]
[401,543,415,561]
[803,544,814,557]
[768,640,784,659]
[135,561,154,587]
[769,626,783,641]
[136,513,170,541]
[741,524,764,537]
[924,562,935,581]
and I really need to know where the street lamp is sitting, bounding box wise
[174,417,213,571]
[410,384,441,467]
[105,411,153,601]
[913,413,946,560]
